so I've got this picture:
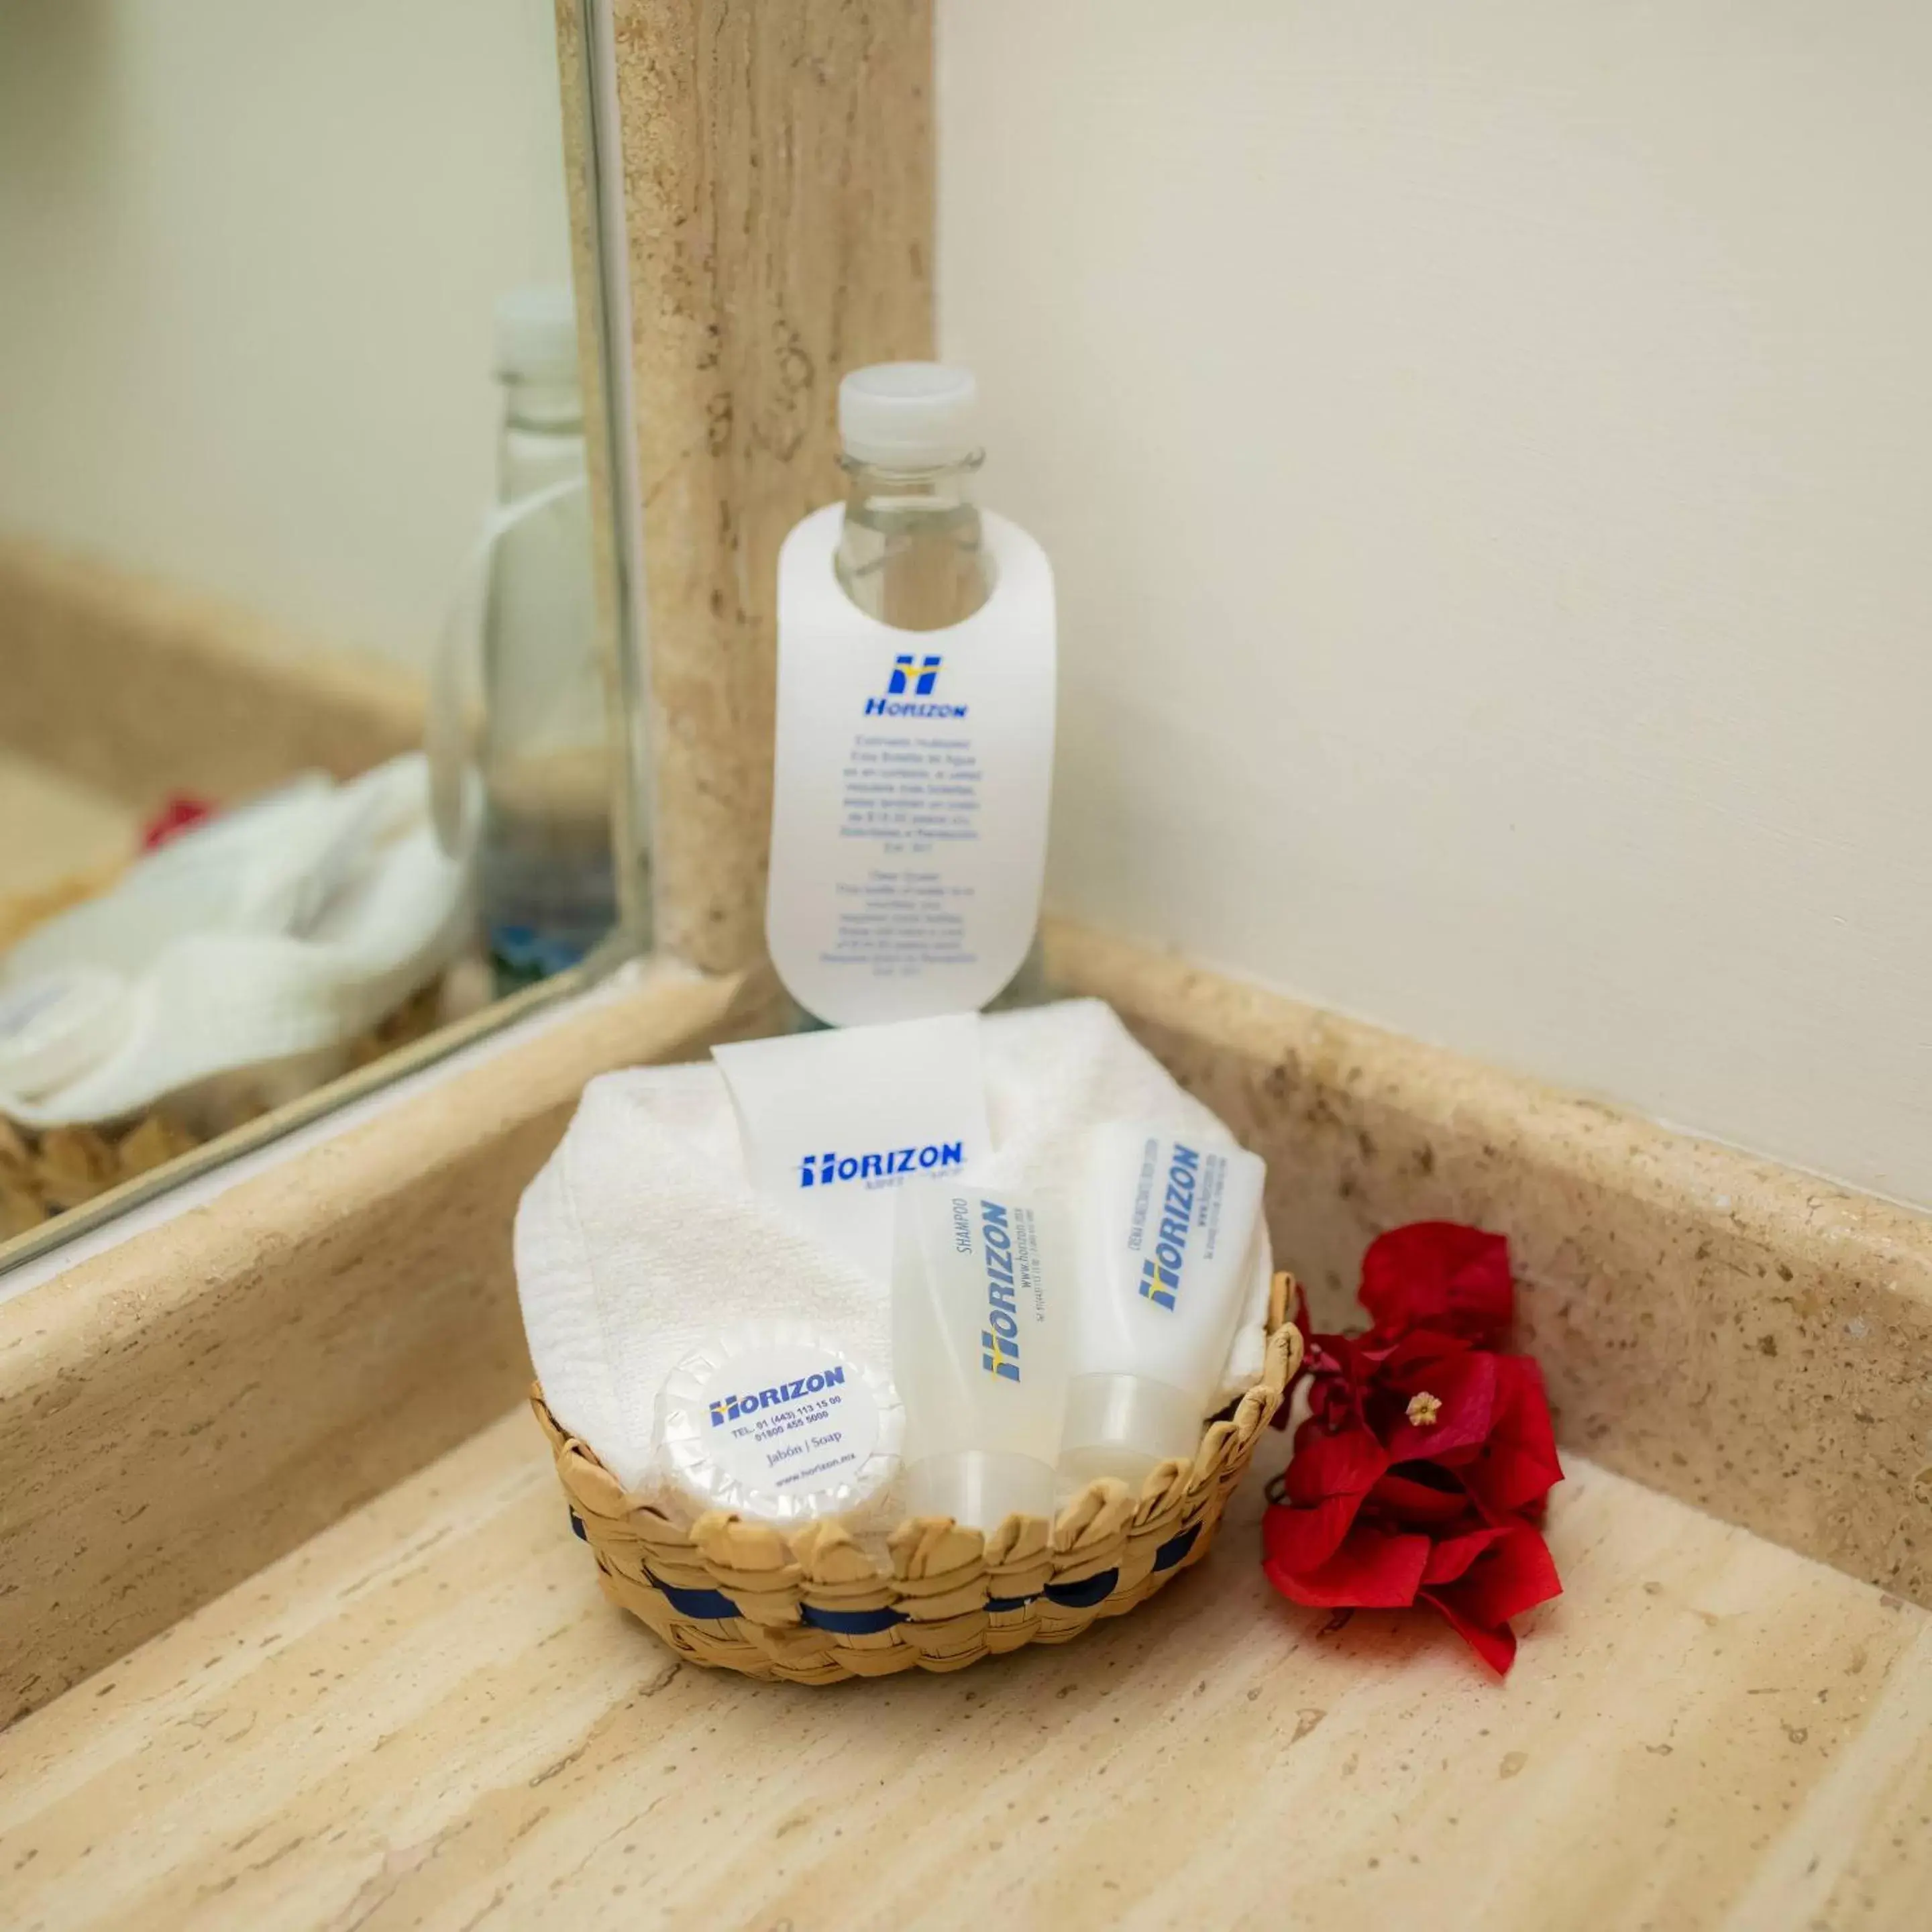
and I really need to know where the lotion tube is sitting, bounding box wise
[1062,1122,1267,1486]
[892,1180,1068,1529]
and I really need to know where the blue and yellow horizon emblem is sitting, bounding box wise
[981,1326,1020,1380]
[888,652,943,697]
[1139,1256,1177,1310]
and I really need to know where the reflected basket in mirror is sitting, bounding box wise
[0,980,455,1239]
[0,759,482,1239]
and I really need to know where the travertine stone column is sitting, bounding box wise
[604,0,935,972]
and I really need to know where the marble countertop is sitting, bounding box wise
[3,1411,1929,1931]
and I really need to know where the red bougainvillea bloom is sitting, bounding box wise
[140,793,216,851]
[1263,1222,1563,1675]
[1360,1219,1514,1340]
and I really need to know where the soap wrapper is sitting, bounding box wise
[656,1322,903,1526]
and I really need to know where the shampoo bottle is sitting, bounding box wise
[767,364,1056,1026]
[1061,1122,1268,1487]
[892,1179,1069,1529]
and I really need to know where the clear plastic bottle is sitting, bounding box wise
[826,364,1047,1008]
[833,364,994,631]
[476,287,617,988]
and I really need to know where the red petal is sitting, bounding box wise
[1305,1371,1359,1436]
[1367,1470,1472,1529]
[1267,1423,1388,1570]
[1315,1333,1379,1398]
[1265,1523,1430,1609]
[1281,1420,1387,1508]
[1381,1348,1499,1462]
[1360,1222,1513,1344]
[1419,1587,1519,1675]
[1462,1355,1565,1516]
[1415,1525,1562,1676]
[1420,1525,1509,1585]
[1263,1493,1364,1573]
[1447,1523,1564,1628]
[140,793,216,851]
[1377,1329,1475,1380]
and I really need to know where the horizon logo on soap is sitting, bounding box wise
[797,1142,966,1188]
[1136,1142,1203,1311]
[864,651,968,719]
[978,1197,1022,1381]
[708,1364,847,1428]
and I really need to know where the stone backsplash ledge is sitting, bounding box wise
[1047,918,1932,1609]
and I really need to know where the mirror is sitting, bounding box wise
[0,1,646,1260]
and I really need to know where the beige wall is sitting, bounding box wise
[0,0,572,667]
[939,1,1932,1207]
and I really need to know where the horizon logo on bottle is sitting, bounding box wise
[888,653,942,696]
[864,651,968,719]
[1138,1254,1178,1311]
[798,1142,965,1188]
[978,1198,1022,1381]
[1136,1142,1203,1311]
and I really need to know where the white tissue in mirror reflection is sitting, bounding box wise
[0,753,472,1130]
[0,966,133,1100]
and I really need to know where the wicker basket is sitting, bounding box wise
[530,1274,1304,1684]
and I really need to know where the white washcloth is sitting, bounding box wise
[0,755,472,1129]
[515,998,1273,1521]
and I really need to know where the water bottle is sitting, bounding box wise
[433,287,618,989]
[830,365,1049,1010]
[767,364,1057,1024]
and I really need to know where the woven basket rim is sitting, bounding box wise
[533,1272,1304,1579]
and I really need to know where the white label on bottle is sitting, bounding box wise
[681,1339,882,1503]
[767,504,1057,1025]
[714,1012,991,1282]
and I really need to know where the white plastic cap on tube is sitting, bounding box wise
[494,285,578,381]
[838,362,979,470]
[1059,1373,1202,1489]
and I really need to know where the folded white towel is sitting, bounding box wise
[0,755,471,1129]
[515,998,1273,1523]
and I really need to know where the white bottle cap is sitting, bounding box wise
[0,967,133,1102]
[494,285,578,382]
[904,1448,1055,1532]
[838,362,979,470]
[1059,1373,1203,1489]
[657,1323,902,1526]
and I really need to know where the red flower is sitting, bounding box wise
[1360,1220,1514,1343]
[1263,1222,1562,1674]
[1418,1523,1562,1676]
[140,793,216,851]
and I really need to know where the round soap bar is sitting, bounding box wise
[656,1324,902,1526]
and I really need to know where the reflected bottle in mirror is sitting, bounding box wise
[478,287,618,991]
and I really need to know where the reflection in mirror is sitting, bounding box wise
[0,1,644,1254]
